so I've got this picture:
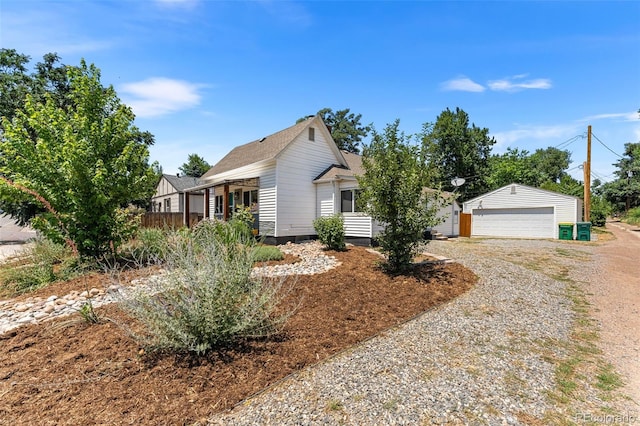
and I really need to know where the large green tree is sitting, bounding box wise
[421,107,496,201]
[486,146,573,190]
[486,148,538,189]
[179,153,211,177]
[529,147,572,183]
[298,108,371,154]
[0,60,157,257]
[357,120,444,273]
[0,49,76,223]
[602,142,640,212]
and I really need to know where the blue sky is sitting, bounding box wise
[2,0,639,183]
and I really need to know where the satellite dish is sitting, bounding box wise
[451,177,466,188]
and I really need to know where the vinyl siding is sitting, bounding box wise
[431,202,460,237]
[276,129,342,237]
[316,182,335,217]
[165,194,180,212]
[152,176,178,198]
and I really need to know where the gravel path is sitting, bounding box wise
[209,238,634,425]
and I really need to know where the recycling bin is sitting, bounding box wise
[558,223,574,240]
[576,222,592,241]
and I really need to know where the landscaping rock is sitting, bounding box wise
[0,241,339,336]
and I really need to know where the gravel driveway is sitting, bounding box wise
[209,236,637,425]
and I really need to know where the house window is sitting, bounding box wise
[214,195,224,214]
[164,198,171,212]
[243,189,259,213]
[341,189,362,213]
[308,127,315,141]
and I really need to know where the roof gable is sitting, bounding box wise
[202,115,344,179]
[464,183,581,204]
[313,150,364,181]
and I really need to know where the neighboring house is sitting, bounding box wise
[185,115,458,243]
[151,174,205,214]
[462,183,583,239]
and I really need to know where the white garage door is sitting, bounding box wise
[471,207,554,238]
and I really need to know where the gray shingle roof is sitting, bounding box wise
[202,117,315,179]
[314,150,364,181]
[163,174,204,192]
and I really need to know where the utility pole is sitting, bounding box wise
[584,125,592,222]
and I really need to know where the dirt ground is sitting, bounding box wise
[589,221,640,404]
[0,246,477,425]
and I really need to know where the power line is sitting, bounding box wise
[591,132,624,159]
[590,169,613,183]
[554,134,584,149]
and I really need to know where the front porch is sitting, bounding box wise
[183,177,261,232]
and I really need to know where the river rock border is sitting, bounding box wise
[0,241,338,335]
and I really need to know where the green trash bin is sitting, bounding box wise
[576,222,592,241]
[558,222,574,240]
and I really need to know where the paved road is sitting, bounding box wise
[0,215,36,261]
[589,221,640,403]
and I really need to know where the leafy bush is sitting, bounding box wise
[626,206,640,226]
[589,196,611,227]
[0,238,80,294]
[252,245,284,262]
[313,215,346,251]
[121,219,292,354]
[124,227,170,264]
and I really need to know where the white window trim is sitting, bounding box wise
[340,188,363,214]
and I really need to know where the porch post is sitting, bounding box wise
[223,183,230,220]
[184,191,190,227]
[204,188,210,219]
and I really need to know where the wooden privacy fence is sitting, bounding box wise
[459,212,472,237]
[141,212,202,229]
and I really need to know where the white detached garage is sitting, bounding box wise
[463,184,583,239]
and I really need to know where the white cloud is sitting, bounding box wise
[440,77,485,92]
[2,9,115,57]
[441,74,551,93]
[120,78,203,118]
[580,111,639,122]
[488,75,552,92]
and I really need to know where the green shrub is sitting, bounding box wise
[121,219,292,354]
[626,207,640,225]
[313,215,346,251]
[589,196,611,227]
[252,245,284,262]
[0,238,80,293]
[1,262,56,293]
[131,227,170,263]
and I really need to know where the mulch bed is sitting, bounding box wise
[0,246,477,425]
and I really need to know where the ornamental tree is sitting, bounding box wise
[357,120,444,273]
[0,60,157,258]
